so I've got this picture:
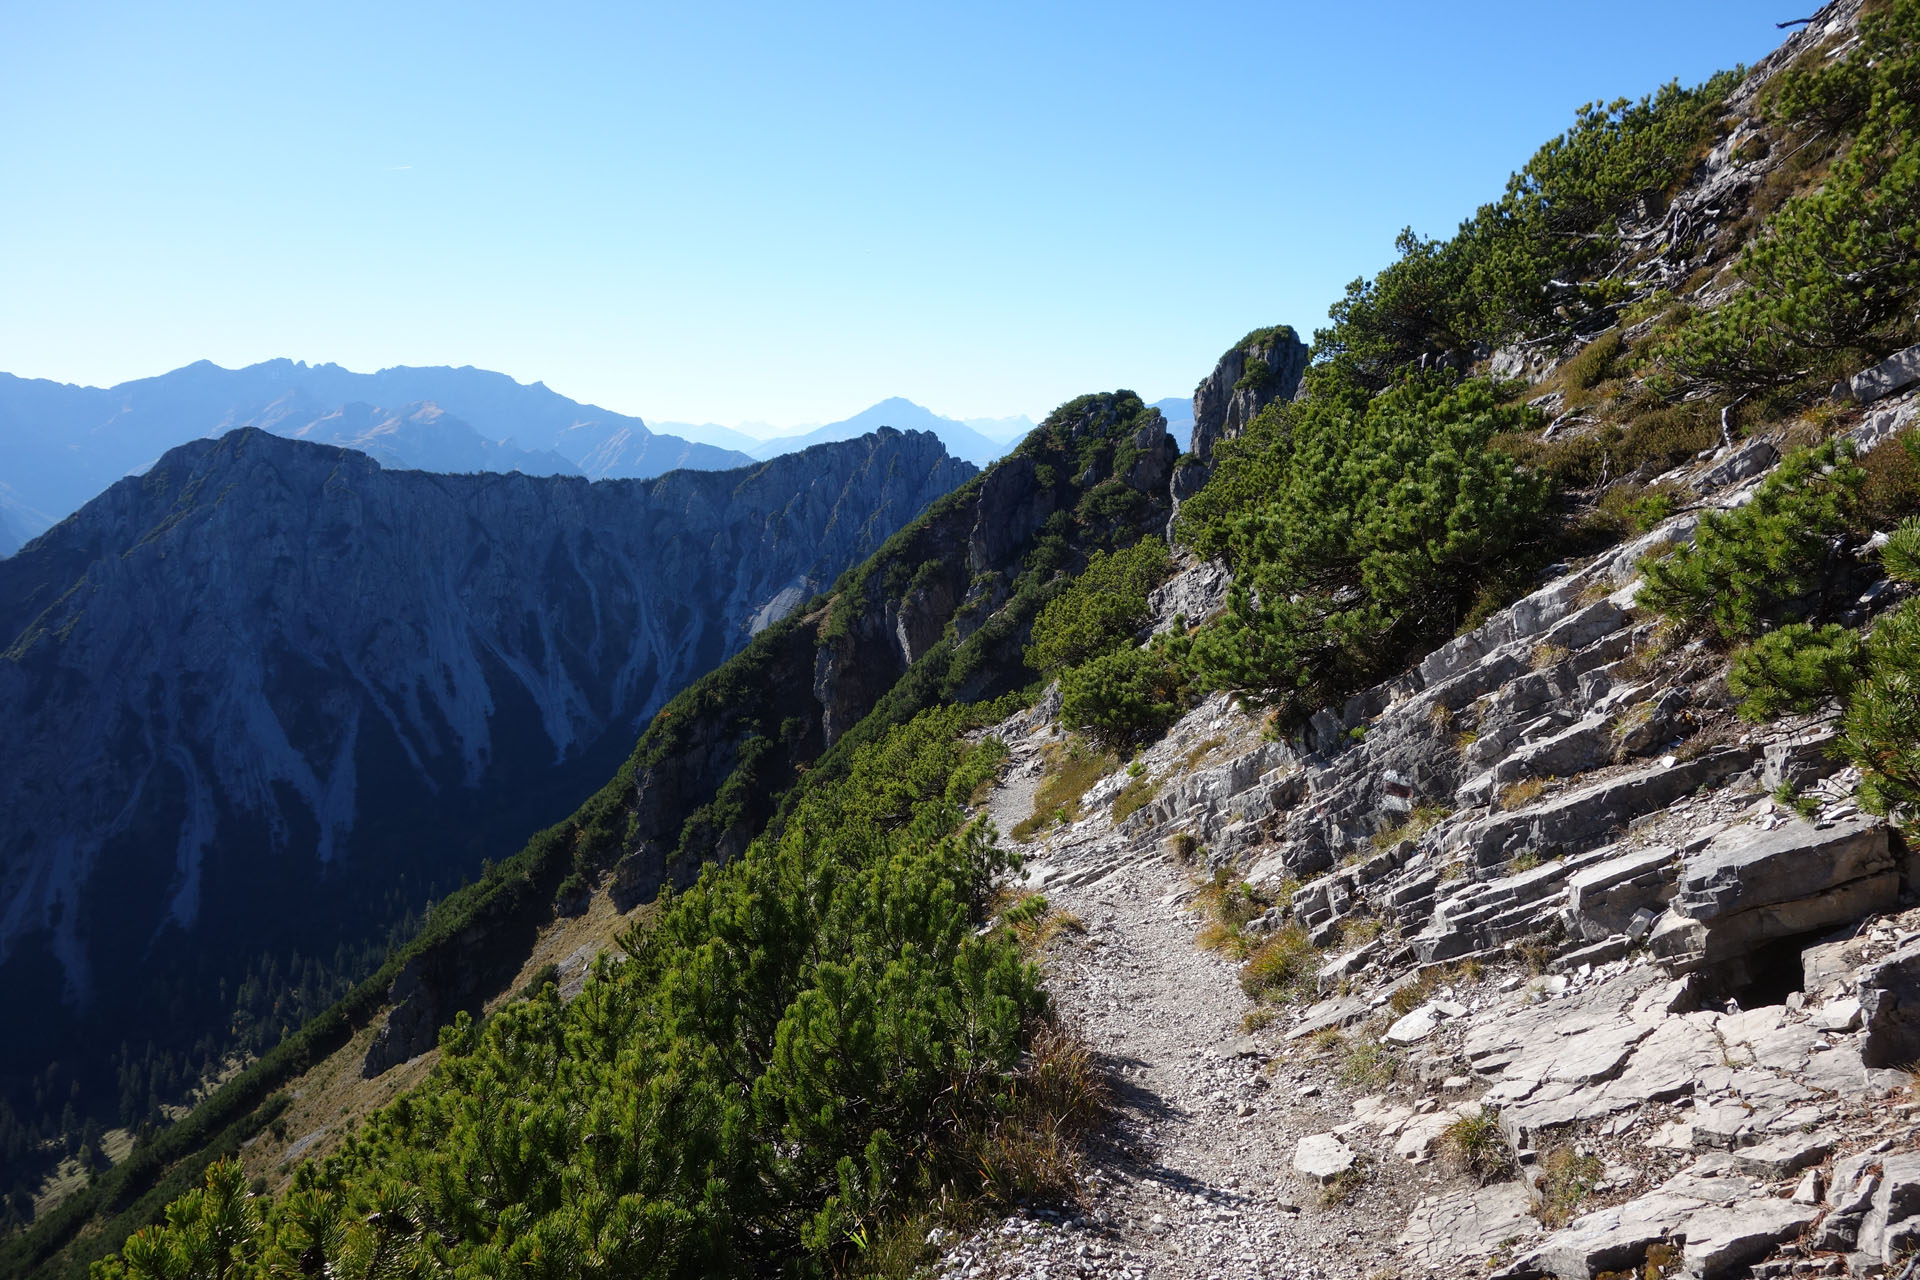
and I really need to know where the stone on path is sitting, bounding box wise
[1728,1132,1833,1180]
[1385,1002,1444,1044]
[1292,1132,1357,1183]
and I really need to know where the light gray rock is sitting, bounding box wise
[1675,814,1889,923]
[1692,438,1780,493]
[1728,1132,1834,1179]
[1850,342,1920,405]
[1761,727,1842,792]
[1505,1169,1811,1280]
[1850,399,1919,456]
[1567,845,1680,941]
[1146,558,1231,631]
[1812,996,1863,1032]
[1461,748,1756,873]
[1612,687,1691,757]
[1284,991,1372,1040]
[1810,1156,1879,1251]
[1677,1197,1819,1279]
[1858,1152,1920,1265]
[1659,815,1897,972]
[1491,713,1616,786]
[1503,1189,1697,1279]
[1395,1103,1482,1161]
[1292,1132,1358,1183]
[1399,1182,1538,1268]
[1803,933,1877,999]
[1385,1003,1445,1045]
[1859,938,1920,1069]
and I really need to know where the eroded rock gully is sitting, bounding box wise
[938,395,1920,1278]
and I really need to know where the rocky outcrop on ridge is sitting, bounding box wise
[1186,327,1308,467]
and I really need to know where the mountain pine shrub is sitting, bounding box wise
[1659,0,1920,394]
[1057,640,1190,747]
[1636,439,1865,644]
[1025,537,1170,675]
[1715,518,1920,824]
[1728,622,1866,719]
[1314,73,1737,386]
[1183,373,1550,721]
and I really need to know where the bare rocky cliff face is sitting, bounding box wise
[0,425,970,1088]
[1168,327,1308,518]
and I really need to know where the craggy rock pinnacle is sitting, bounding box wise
[1187,325,1308,466]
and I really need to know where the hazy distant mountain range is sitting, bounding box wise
[0,360,754,542]
[745,398,1024,468]
[0,358,1190,552]
[653,407,1044,462]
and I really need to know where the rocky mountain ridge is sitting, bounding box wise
[23,1,1920,1274]
[0,424,969,1145]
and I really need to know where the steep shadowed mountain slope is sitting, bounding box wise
[0,424,969,1159]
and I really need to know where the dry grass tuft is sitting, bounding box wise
[1373,803,1452,851]
[1241,1006,1279,1033]
[1529,642,1572,671]
[1386,969,1439,1017]
[1498,777,1548,811]
[1533,1145,1605,1229]
[1321,1156,1374,1206]
[1193,868,1270,958]
[1336,915,1385,948]
[1112,773,1156,823]
[994,889,1086,955]
[1440,1108,1515,1184]
[966,1021,1110,1211]
[1303,1027,1346,1056]
[1336,1036,1399,1090]
[1178,735,1228,773]
[1239,925,1319,1004]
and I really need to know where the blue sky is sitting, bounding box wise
[1,2,1787,428]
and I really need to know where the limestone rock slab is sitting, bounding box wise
[1400,1182,1538,1268]
[1292,1132,1357,1183]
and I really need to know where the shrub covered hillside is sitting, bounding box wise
[92,710,1067,1280]
[67,3,1920,1279]
[592,390,1178,913]
[1039,0,1920,751]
